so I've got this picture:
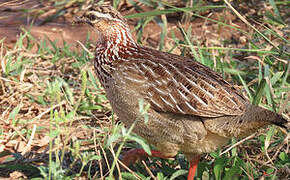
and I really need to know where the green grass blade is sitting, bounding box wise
[238,73,253,101]
[169,169,188,180]
[252,78,267,105]
[125,6,225,19]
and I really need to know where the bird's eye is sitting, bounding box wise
[88,14,97,21]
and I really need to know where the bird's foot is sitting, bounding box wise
[187,156,200,180]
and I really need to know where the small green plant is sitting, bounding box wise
[0,0,288,179]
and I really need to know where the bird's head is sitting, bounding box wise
[74,4,133,44]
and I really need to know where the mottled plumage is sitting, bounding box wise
[74,4,288,179]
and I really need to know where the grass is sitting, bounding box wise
[0,0,289,179]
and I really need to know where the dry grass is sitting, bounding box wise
[0,0,289,179]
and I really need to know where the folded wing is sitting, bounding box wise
[116,47,246,117]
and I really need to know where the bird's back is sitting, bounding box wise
[104,45,288,156]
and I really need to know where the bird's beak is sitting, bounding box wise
[72,16,94,27]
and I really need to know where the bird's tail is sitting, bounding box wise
[270,113,289,130]
[254,105,289,130]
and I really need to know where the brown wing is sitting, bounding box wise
[115,46,246,117]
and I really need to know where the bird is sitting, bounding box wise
[74,4,288,180]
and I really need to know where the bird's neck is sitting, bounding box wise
[94,22,138,86]
[95,23,137,64]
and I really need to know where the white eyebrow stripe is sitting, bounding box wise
[89,11,112,19]
[88,11,123,23]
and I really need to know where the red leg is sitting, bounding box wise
[121,148,172,167]
[187,156,200,180]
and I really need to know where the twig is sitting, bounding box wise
[100,143,110,177]
[93,130,103,179]
[76,40,94,56]
[220,133,256,156]
[249,158,276,169]
[142,160,157,180]
[21,124,36,155]
[109,144,122,180]
[0,0,30,8]
[271,133,289,161]
[31,101,66,122]
[117,159,142,180]
[224,0,278,50]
